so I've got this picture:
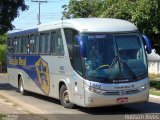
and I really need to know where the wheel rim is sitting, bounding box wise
[20,80,24,93]
[62,90,69,103]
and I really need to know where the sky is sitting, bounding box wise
[12,0,69,31]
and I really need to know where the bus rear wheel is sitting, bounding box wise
[18,77,27,95]
[60,85,74,109]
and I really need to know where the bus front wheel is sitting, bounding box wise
[60,85,74,109]
[18,77,27,95]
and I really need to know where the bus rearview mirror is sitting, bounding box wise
[142,35,152,54]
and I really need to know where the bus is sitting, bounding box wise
[7,18,152,108]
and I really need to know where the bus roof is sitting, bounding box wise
[9,18,138,37]
[62,18,138,33]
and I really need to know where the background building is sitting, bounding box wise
[148,50,160,74]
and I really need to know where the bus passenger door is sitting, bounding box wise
[63,28,85,106]
[72,43,85,107]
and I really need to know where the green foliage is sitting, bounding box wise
[0,114,7,120]
[0,45,6,65]
[150,80,160,90]
[0,34,7,66]
[100,0,134,20]
[0,34,7,45]
[0,0,28,35]
[62,0,160,55]
[62,0,104,18]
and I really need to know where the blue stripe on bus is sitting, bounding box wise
[7,55,50,95]
[8,28,38,37]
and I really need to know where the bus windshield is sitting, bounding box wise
[81,33,147,83]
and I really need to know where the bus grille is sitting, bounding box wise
[102,89,140,96]
[125,89,140,95]
[102,90,120,96]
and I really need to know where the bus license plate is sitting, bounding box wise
[117,97,128,103]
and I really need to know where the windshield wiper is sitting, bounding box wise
[136,71,147,77]
[119,59,137,79]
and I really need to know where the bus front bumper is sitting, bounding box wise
[84,89,149,107]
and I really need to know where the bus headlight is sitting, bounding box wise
[138,83,149,91]
[84,85,106,95]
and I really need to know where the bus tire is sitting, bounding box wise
[60,85,74,109]
[18,77,27,95]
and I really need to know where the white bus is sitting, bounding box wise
[7,18,152,108]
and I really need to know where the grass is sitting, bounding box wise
[149,74,160,80]
[0,114,7,120]
[149,79,160,96]
[150,88,160,96]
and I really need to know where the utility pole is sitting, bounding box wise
[31,0,47,25]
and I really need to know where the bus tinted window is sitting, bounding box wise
[34,34,39,54]
[17,37,21,53]
[45,33,50,53]
[7,38,12,53]
[39,33,50,54]
[64,28,81,75]
[50,32,56,54]
[55,30,64,54]
[39,33,45,53]
[21,36,29,54]
[13,38,18,53]
[30,35,35,54]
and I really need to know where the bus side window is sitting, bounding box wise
[21,36,23,53]
[34,34,39,54]
[7,38,13,53]
[39,33,45,54]
[14,37,18,53]
[30,34,35,54]
[21,36,24,54]
[21,36,29,54]
[50,32,56,54]
[55,30,64,54]
[64,28,75,66]
[17,37,21,54]
[64,28,82,75]
[73,40,83,76]
[45,33,50,54]
[39,33,50,54]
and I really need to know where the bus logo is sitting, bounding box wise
[35,58,50,95]
[119,90,126,95]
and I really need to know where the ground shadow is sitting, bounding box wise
[21,91,160,115]
[78,101,160,115]
[25,91,61,105]
[0,83,17,91]
[0,83,160,115]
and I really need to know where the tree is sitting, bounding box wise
[63,0,160,55]
[0,0,28,35]
[0,33,7,44]
[62,0,104,18]
[0,33,7,72]
[130,0,160,54]
[0,45,6,65]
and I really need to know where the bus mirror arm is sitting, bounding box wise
[142,34,152,54]
[75,35,87,57]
